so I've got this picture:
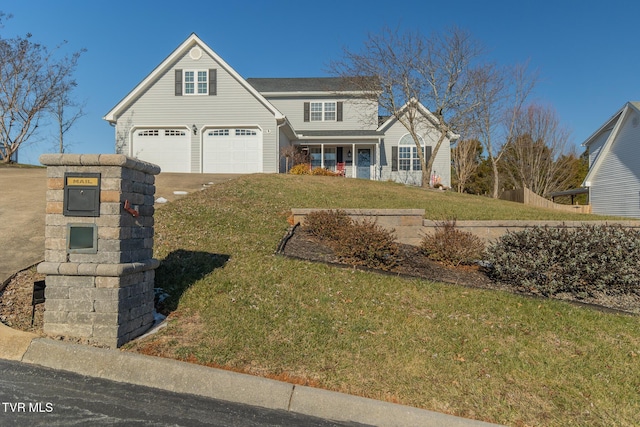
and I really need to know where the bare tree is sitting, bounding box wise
[0,14,84,163]
[451,139,482,193]
[331,26,482,187]
[501,103,574,197]
[50,83,86,153]
[469,62,537,198]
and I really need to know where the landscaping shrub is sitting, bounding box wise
[303,209,352,242]
[334,219,400,271]
[310,167,339,176]
[421,220,485,267]
[486,224,640,297]
[289,163,311,175]
[302,210,400,271]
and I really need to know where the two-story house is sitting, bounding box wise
[103,33,455,187]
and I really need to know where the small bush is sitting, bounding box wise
[486,224,640,297]
[302,210,400,271]
[334,219,400,271]
[421,220,485,267]
[289,163,311,175]
[303,210,352,242]
[310,167,339,176]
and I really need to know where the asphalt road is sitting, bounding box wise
[0,359,367,427]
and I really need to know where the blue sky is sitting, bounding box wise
[4,0,639,164]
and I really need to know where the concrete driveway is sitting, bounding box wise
[0,167,241,285]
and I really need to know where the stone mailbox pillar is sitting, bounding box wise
[37,154,160,348]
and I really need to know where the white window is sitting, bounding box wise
[138,130,159,137]
[235,129,257,136]
[184,70,208,95]
[310,102,337,121]
[398,134,426,171]
[323,147,336,169]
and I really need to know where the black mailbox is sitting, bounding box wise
[63,172,101,217]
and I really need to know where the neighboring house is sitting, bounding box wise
[582,101,640,218]
[104,33,456,186]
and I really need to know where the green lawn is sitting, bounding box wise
[126,174,640,426]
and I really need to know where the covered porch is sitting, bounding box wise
[295,131,383,180]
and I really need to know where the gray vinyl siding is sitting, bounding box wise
[266,97,378,131]
[590,108,640,218]
[379,119,451,187]
[115,48,279,172]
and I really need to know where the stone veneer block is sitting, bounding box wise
[38,154,160,348]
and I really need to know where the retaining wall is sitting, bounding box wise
[291,209,640,245]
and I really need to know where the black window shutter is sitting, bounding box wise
[425,145,432,164]
[209,69,217,95]
[337,102,343,121]
[304,102,310,122]
[175,69,182,96]
[391,146,398,172]
[337,147,343,163]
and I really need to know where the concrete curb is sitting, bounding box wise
[14,338,503,427]
[0,323,38,361]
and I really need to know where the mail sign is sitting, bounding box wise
[63,172,101,217]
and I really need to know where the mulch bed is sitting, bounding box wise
[280,227,640,315]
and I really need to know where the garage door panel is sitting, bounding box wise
[203,128,262,174]
[133,129,190,173]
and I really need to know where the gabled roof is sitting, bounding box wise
[247,77,379,95]
[582,101,640,186]
[103,33,284,123]
[377,99,460,141]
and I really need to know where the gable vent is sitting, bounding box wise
[190,46,202,60]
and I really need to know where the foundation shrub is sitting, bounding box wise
[486,224,640,297]
[421,220,485,267]
[310,167,339,176]
[289,163,311,175]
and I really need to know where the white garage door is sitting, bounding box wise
[132,129,190,173]
[203,128,262,173]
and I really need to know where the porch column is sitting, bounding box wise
[352,143,356,178]
[321,144,325,169]
[375,142,380,180]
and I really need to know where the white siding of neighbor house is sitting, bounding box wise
[379,118,451,187]
[114,45,279,173]
[587,127,612,168]
[267,97,379,131]
[590,107,640,218]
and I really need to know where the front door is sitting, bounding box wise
[356,149,371,179]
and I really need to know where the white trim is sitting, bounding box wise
[377,99,460,141]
